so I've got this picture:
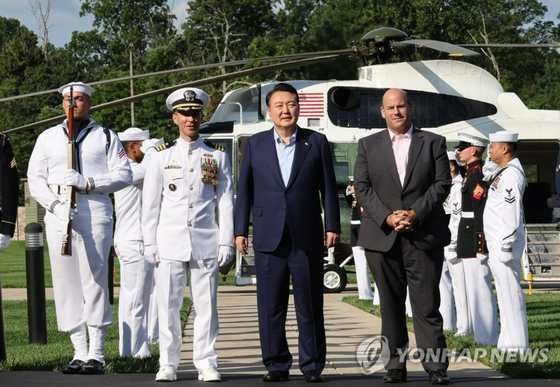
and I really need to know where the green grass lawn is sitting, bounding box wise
[0,298,191,372]
[344,293,560,379]
[1,241,363,288]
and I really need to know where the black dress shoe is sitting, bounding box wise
[428,369,450,385]
[304,370,324,383]
[263,370,289,382]
[383,368,407,383]
[79,359,105,375]
[61,359,86,374]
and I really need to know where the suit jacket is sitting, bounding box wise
[354,127,451,252]
[234,127,341,252]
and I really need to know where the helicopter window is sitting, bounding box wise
[330,87,359,110]
[327,87,497,128]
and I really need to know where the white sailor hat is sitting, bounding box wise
[166,87,209,112]
[454,132,489,149]
[58,82,95,96]
[118,127,150,142]
[447,151,458,162]
[489,131,518,143]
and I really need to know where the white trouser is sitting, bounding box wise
[352,246,373,300]
[373,282,380,306]
[462,258,499,345]
[438,260,457,330]
[487,240,529,352]
[147,278,159,344]
[446,259,472,336]
[156,258,219,371]
[405,288,413,317]
[115,241,154,358]
[45,211,113,361]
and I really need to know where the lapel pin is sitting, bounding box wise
[305,142,308,146]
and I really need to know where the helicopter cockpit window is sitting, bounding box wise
[327,87,497,128]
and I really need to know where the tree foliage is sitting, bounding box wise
[0,0,559,183]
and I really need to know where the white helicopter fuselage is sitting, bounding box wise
[203,59,560,285]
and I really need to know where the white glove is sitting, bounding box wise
[51,202,77,221]
[65,169,88,191]
[444,250,460,265]
[498,251,514,264]
[0,234,11,251]
[140,138,165,154]
[144,244,160,264]
[476,253,489,265]
[217,245,234,267]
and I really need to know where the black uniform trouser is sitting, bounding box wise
[365,234,448,371]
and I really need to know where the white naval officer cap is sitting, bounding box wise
[454,132,489,149]
[489,131,518,143]
[118,127,150,142]
[166,87,209,112]
[58,81,95,96]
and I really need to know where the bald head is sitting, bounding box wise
[381,88,414,134]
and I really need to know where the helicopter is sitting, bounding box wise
[4,27,560,292]
[196,28,560,291]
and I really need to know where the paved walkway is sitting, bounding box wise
[1,285,559,386]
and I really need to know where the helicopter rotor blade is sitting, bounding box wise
[0,48,355,103]
[459,43,560,48]
[393,39,480,56]
[5,53,351,134]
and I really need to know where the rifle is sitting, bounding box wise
[61,86,77,256]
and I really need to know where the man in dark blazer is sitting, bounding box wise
[234,82,340,383]
[354,88,451,385]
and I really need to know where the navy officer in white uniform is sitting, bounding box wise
[114,127,162,358]
[27,81,132,374]
[484,131,528,353]
[142,87,234,382]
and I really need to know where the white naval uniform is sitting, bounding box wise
[483,158,529,352]
[27,119,132,362]
[114,148,157,358]
[142,137,234,372]
[441,175,466,332]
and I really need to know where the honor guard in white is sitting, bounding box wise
[455,132,499,345]
[142,87,234,382]
[484,131,529,352]
[439,152,464,336]
[27,82,132,374]
[114,127,163,358]
[345,179,374,301]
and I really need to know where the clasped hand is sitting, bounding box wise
[386,210,418,233]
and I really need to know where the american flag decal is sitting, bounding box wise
[118,148,126,159]
[298,93,324,117]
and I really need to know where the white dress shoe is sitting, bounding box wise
[156,365,177,382]
[198,367,221,382]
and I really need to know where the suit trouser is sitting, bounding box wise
[365,234,448,371]
[155,258,219,371]
[445,260,472,336]
[255,230,326,374]
[115,241,154,358]
[45,212,113,361]
[352,246,373,300]
[487,240,528,352]
[461,258,499,345]
[438,260,457,331]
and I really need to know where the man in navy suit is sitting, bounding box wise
[234,82,340,383]
[354,89,451,385]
